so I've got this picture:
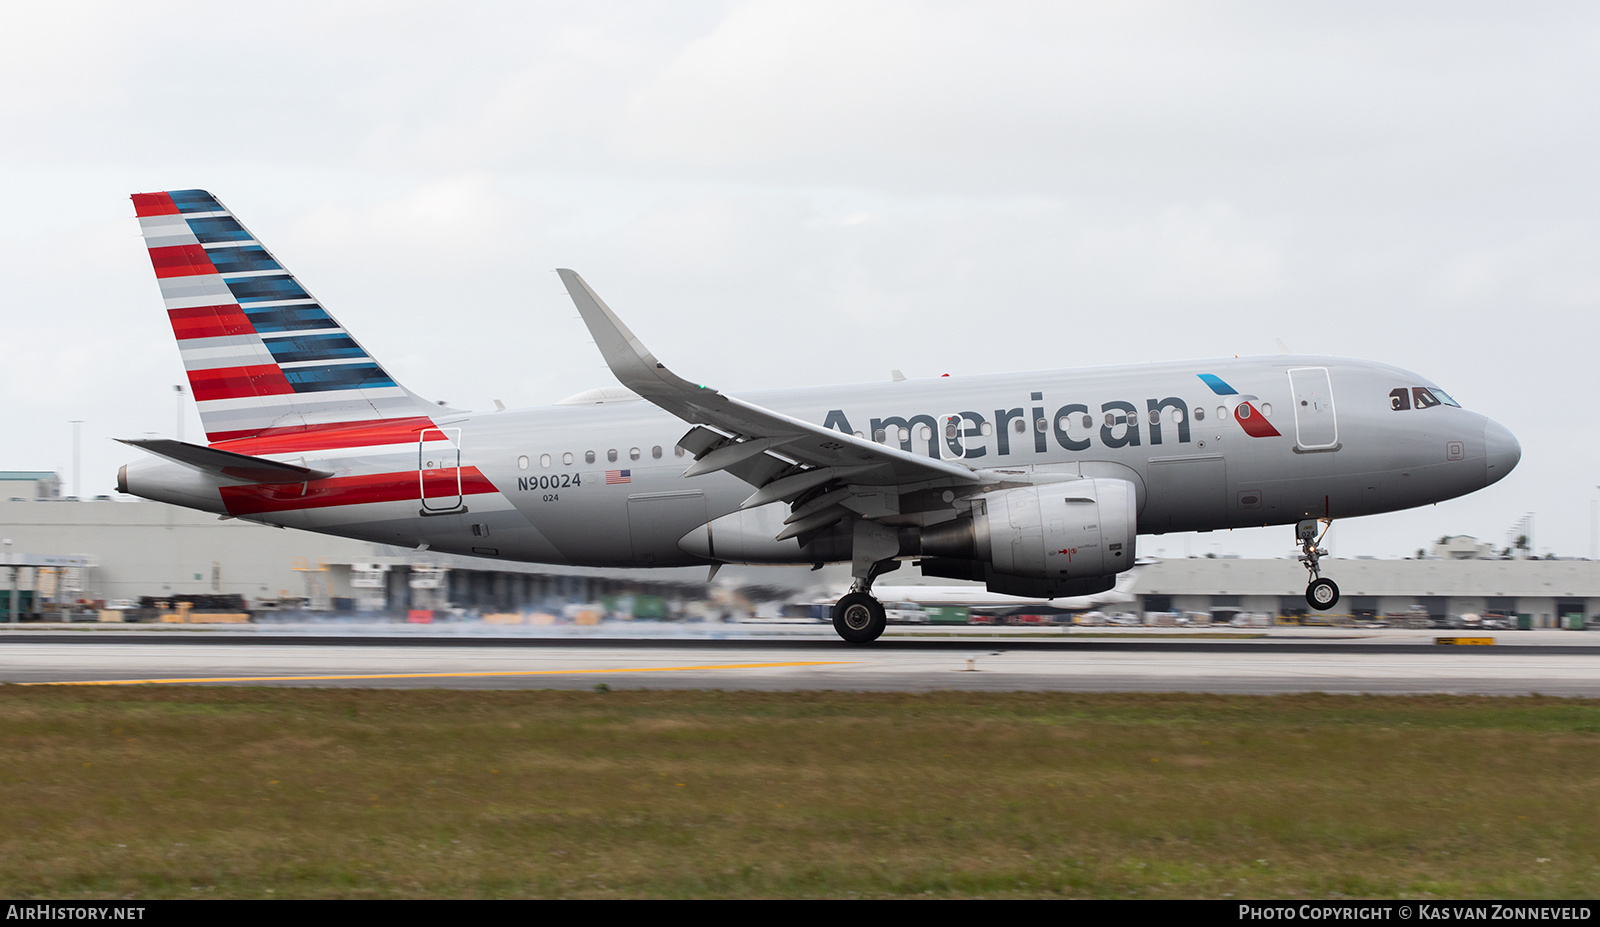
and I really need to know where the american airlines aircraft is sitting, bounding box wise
[118,190,1522,643]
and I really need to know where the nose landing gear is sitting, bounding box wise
[1297,518,1339,610]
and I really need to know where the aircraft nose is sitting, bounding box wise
[1484,419,1520,486]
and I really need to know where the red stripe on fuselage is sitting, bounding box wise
[188,364,295,402]
[170,304,255,340]
[210,416,439,454]
[219,467,498,516]
[148,244,217,278]
[131,192,180,217]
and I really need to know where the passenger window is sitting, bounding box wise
[563,452,574,466]
[517,455,529,470]
[1013,419,1026,434]
[1194,407,1205,422]
[629,447,641,461]
[1081,414,1092,429]
[1171,408,1185,424]
[674,446,685,457]
[874,428,888,443]
[1104,413,1116,427]
[585,451,595,464]
[1057,416,1072,432]
[1035,418,1048,432]
[540,453,552,468]
[980,422,993,436]
[1217,406,1227,421]
[652,446,662,459]
[1258,404,1269,417]
[607,449,618,462]
[1128,411,1138,425]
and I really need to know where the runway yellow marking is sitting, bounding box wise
[22,661,857,687]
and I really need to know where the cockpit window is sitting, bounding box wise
[1392,385,1460,411]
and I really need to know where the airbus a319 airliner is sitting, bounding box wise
[118,190,1521,642]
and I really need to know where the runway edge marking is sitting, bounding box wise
[18,660,858,687]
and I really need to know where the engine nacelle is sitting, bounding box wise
[978,478,1137,579]
[920,478,1137,597]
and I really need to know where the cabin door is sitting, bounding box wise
[1287,367,1339,450]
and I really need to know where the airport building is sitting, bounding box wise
[2,474,1595,628]
[1130,557,1600,629]
[0,495,747,618]
[1,471,61,502]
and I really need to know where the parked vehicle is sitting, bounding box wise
[884,602,929,625]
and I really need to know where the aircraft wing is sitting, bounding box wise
[558,269,980,509]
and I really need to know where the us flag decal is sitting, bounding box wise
[606,470,631,484]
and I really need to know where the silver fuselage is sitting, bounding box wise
[121,354,1519,571]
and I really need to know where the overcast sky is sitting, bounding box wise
[1,1,1593,560]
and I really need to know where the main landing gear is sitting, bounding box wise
[1297,518,1339,610]
[833,591,886,644]
[833,522,900,643]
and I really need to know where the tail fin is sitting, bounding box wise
[132,189,438,445]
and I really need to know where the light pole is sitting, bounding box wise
[68,420,83,500]
[4,539,14,624]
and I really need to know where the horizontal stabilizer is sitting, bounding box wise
[118,438,333,484]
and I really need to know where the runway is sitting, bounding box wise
[4,626,1599,695]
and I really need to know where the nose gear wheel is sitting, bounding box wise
[1307,576,1340,610]
[1297,518,1339,611]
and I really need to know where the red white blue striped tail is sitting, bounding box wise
[132,189,439,444]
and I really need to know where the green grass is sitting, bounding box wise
[1,687,1597,898]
